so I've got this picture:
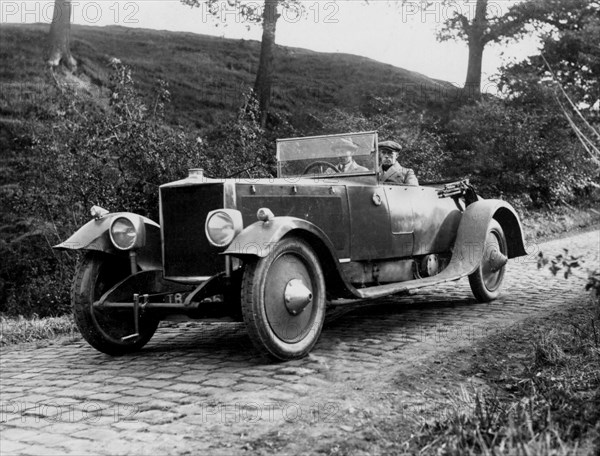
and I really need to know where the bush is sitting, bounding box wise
[1,59,268,317]
[446,99,599,207]
[202,89,274,179]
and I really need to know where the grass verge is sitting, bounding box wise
[406,293,600,455]
[521,205,600,242]
[0,314,78,346]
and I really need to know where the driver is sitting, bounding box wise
[333,139,368,173]
[379,140,419,186]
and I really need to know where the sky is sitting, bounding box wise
[1,0,540,91]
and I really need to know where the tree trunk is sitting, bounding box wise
[253,0,279,127]
[47,0,76,69]
[464,38,484,98]
[463,0,487,98]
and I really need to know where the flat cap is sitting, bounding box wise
[378,140,403,152]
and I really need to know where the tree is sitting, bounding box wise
[47,0,77,69]
[182,0,297,127]
[438,0,536,97]
[499,0,600,165]
[501,0,599,112]
[253,0,279,125]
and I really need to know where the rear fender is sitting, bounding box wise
[452,199,527,275]
[224,217,358,299]
[53,213,162,271]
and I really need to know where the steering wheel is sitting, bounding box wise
[302,161,340,175]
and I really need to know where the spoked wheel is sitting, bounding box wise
[72,252,158,355]
[468,219,508,302]
[241,237,326,360]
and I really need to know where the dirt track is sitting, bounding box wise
[1,230,598,455]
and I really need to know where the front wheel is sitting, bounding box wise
[72,252,158,355]
[468,219,508,302]
[241,237,326,361]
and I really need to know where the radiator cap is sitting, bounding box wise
[188,168,204,179]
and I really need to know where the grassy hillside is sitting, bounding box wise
[0,23,458,131]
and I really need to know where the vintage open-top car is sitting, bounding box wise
[55,131,527,360]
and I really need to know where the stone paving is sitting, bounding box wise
[1,230,598,455]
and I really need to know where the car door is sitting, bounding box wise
[347,183,415,261]
[346,184,392,261]
[383,184,417,258]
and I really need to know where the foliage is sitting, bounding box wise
[437,0,531,44]
[537,248,600,306]
[1,59,270,317]
[27,59,206,221]
[180,0,301,26]
[499,0,600,169]
[501,0,600,114]
[586,271,600,299]
[202,89,274,179]
[445,98,598,206]
[537,248,582,279]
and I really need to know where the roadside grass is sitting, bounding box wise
[407,293,600,455]
[0,314,78,346]
[520,205,600,242]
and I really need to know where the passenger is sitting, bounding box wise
[333,139,369,173]
[378,140,419,186]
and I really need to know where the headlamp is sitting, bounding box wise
[205,210,243,248]
[109,216,145,251]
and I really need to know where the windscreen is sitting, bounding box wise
[276,132,378,178]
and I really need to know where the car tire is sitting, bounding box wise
[468,219,508,302]
[72,252,158,355]
[241,237,326,361]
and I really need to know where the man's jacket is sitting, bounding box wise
[380,162,419,186]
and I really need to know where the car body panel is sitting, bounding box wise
[410,186,463,255]
[457,199,527,260]
[235,182,350,257]
[350,199,525,299]
[224,216,338,259]
[347,185,395,261]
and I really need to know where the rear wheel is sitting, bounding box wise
[468,219,508,302]
[72,252,158,355]
[241,237,326,360]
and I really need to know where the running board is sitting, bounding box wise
[349,247,480,300]
[354,269,468,299]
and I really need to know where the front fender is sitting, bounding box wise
[53,213,162,271]
[224,216,337,258]
[224,216,359,299]
[451,199,527,275]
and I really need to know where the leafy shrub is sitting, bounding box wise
[1,59,268,317]
[446,99,599,206]
[202,89,274,179]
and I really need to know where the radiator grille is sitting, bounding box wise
[160,184,224,278]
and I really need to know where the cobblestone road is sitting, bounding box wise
[1,230,598,455]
